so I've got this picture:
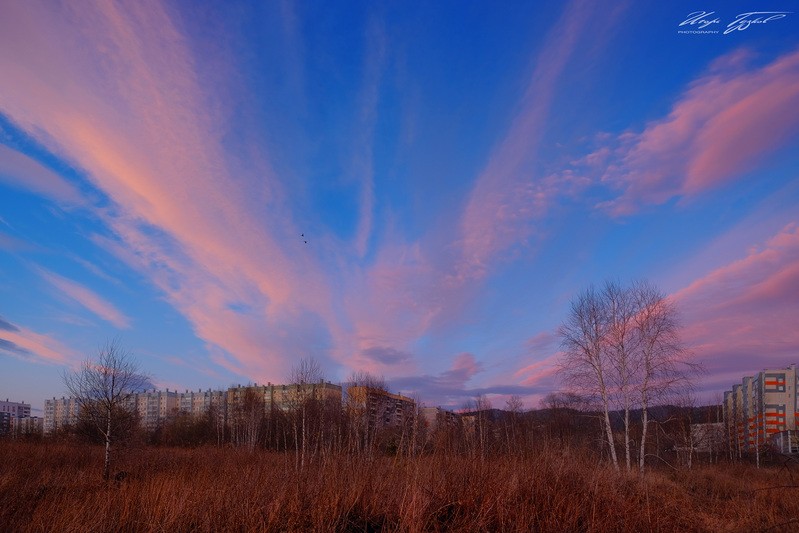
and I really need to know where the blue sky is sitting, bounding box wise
[1,1,798,412]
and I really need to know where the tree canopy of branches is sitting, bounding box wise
[63,340,150,481]
[558,280,698,473]
[288,357,324,469]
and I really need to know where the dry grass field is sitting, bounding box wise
[2,441,799,532]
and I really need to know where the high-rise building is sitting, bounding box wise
[347,386,415,430]
[10,415,43,436]
[44,397,80,434]
[177,388,226,418]
[0,399,31,419]
[226,381,342,415]
[129,390,179,429]
[1,399,31,435]
[723,364,799,453]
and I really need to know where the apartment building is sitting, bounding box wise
[1,399,32,435]
[44,397,80,434]
[129,390,179,430]
[347,386,415,430]
[43,381,345,434]
[10,415,43,436]
[1,399,31,419]
[177,388,226,417]
[226,381,342,415]
[723,364,799,453]
[421,406,460,432]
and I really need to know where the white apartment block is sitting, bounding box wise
[129,390,178,430]
[724,364,799,453]
[1,399,32,435]
[10,415,43,436]
[177,388,226,417]
[227,381,342,415]
[44,397,80,434]
[1,399,31,419]
[347,386,415,430]
[40,381,353,434]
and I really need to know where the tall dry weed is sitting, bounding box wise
[1,441,798,532]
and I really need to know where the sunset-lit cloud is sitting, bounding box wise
[0,144,84,206]
[0,316,73,364]
[674,222,799,392]
[593,47,799,215]
[0,1,797,409]
[39,269,130,329]
[457,0,602,282]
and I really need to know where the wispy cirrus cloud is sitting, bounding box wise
[352,16,387,258]
[455,0,612,283]
[0,1,340,381]
[590,48,799,215]
[38,268,130,329]
[390,352,548,408]
[0,316,21,333]
[339,0,624,377]
[0,144,84,206]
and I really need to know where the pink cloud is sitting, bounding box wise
[352,17,387,258]
[673,222,799,384]
[514,352,562,387]
[39,269,131,329]
[0,231,39,253]
[337,0,620,376]
[0,2,341,381]
[343,241,441,374]
[598,48,799,215]
[0,144,84,206]
[0,317,74,364]
[457,0,602,282]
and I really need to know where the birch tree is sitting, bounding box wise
[63,340,150,481]
[288,357,323,469]
[603,281,638,471]
[558,280,697,473]
[632,280,697,473]
[559,285,620,470]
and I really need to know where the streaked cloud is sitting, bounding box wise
[0,317,73,364]
[39,268,131,329]
[0,0,335,380]
[674,222,799,391]
[0,316,21,332]
[593,47,799,215]
[456,0,600,282]
[0,144,84,206]
[0,1,796,409]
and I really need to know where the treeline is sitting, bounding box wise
[50,390,727,470]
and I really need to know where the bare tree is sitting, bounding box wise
[288,357,323,469]
[603,281,638,471]
[540,392,578,446]
[63,340,150,481]
[345,370,387,456]
[632,281,698,473]
[558,280,698,473]
[559,285,620,470]
[504,395,523,454]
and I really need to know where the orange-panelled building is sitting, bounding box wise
[723,364,799,454]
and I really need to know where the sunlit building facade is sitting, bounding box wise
[44,397,80,434]
[723,364,798,453]
[347,386,415,430]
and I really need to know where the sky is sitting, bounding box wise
[1,1,798,413]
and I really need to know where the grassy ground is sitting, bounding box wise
[1,441,798,532]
